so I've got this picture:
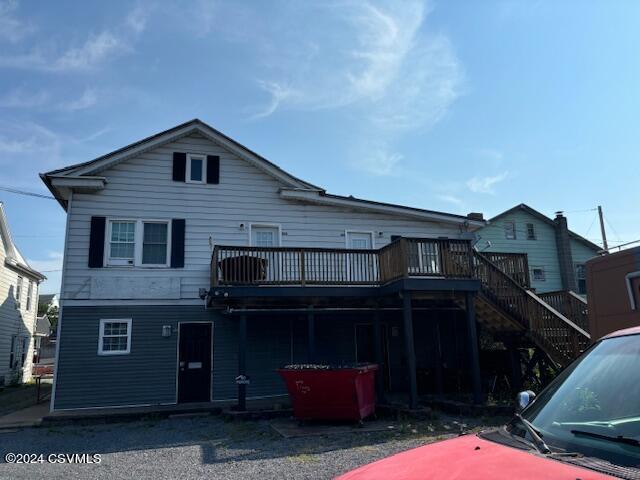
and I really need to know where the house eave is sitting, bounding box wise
[279,189,486,229]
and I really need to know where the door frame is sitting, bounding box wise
[175,321,214,404]
[344,230,375,249]
[248,223,282,246]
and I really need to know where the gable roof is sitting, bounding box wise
[0,203,46,281]
[489,203,601,252]
[41,119,485,228]
[41,119,321,209]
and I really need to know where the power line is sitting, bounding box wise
[603,216,623,243]
[0,185,55,200]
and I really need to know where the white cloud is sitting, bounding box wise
[466,172,509,194]
[251,81,297,119]
[247,0,463,176]
[437,194,464,207]
[0,121,60,156]
[126,5,149,34]
[0,4,146,72]
[59,88,98,111]
[356,146,403,176]
[54,31,128,72]
[0,0,35,43]
[0,87,49,108]
[27,251,63,274]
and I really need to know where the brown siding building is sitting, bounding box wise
[587,246,640,340]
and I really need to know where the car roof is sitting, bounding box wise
[602,326,640,340]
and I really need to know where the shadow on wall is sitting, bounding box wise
[2,285,33,386]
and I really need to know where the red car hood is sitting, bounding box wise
[336,433,615,480]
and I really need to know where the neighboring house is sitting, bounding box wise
[41,119,588,413]
[476,204,601,295]
[33,315,54,362]
[39,293,59,310]
[0,203,46,385]
[586,246,640,340]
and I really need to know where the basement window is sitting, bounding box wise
[504,221,516,240]
[532,267,546,282]
[98,319,132,355]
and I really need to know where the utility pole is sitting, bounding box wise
[597,205,609,251]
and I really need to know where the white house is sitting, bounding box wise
[0,202,46,385]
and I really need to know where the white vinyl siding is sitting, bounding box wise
[62,133,467,304]
[98,319,132,355]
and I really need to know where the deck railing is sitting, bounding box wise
[473,251,590,365]
[211,237,474,287]
[538,290,589,333]
[479,252,530,288]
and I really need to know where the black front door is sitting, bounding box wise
[178,323,212,403]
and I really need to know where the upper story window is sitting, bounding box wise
[575,264,586,294]
[16,276,23,308]
[526,223,536,240]
[108,221,136,265]
[98,319,132,355]
[532,267,546,282]
[107,219,170,267]
[504,221,516,240]
[26,281,33,311]
[186,154,206,184]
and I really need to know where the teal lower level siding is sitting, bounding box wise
[54,306,472,410]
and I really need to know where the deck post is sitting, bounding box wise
[434,319,444,395]
[307,306,315,363]
[402,292,418,409]
[373,308,385,403]
[465,292,483,405]
[237,312,247,411]
[508,343,522,393]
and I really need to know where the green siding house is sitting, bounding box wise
[477,204,601,294]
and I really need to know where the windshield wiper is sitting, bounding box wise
[571,430,640,447]
[513,413,552,454]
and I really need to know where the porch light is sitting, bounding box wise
[162,325,172,337]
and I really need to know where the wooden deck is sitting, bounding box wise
[211,237,474,287]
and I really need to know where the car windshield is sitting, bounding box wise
[512,334,640,467]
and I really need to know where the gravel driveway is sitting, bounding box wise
[0,413,505,479]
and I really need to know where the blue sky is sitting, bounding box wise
[0,0,638,294]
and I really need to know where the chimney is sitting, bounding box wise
[554,211,576,291]
[467,212,484,221]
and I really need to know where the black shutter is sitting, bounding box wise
[206,155,219,184]
[173,152,186,182]
[88,216,106,268]
[171,219,186,268]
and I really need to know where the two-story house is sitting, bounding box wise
[42,120,589,413]
[0,203,46,385]
[477,204,601,295]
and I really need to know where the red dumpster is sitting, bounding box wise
[277,364,378,421]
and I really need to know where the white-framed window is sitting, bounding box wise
[106,219,171,267]
[98,319,132,355]
[16,276,23,308]
[186,154,206,184]
[504,221,516,240]
[526,223,536,240]
[532,267,546,282]
[108,220,136,265]
[575,263,586,294]
[26,281,33,311]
